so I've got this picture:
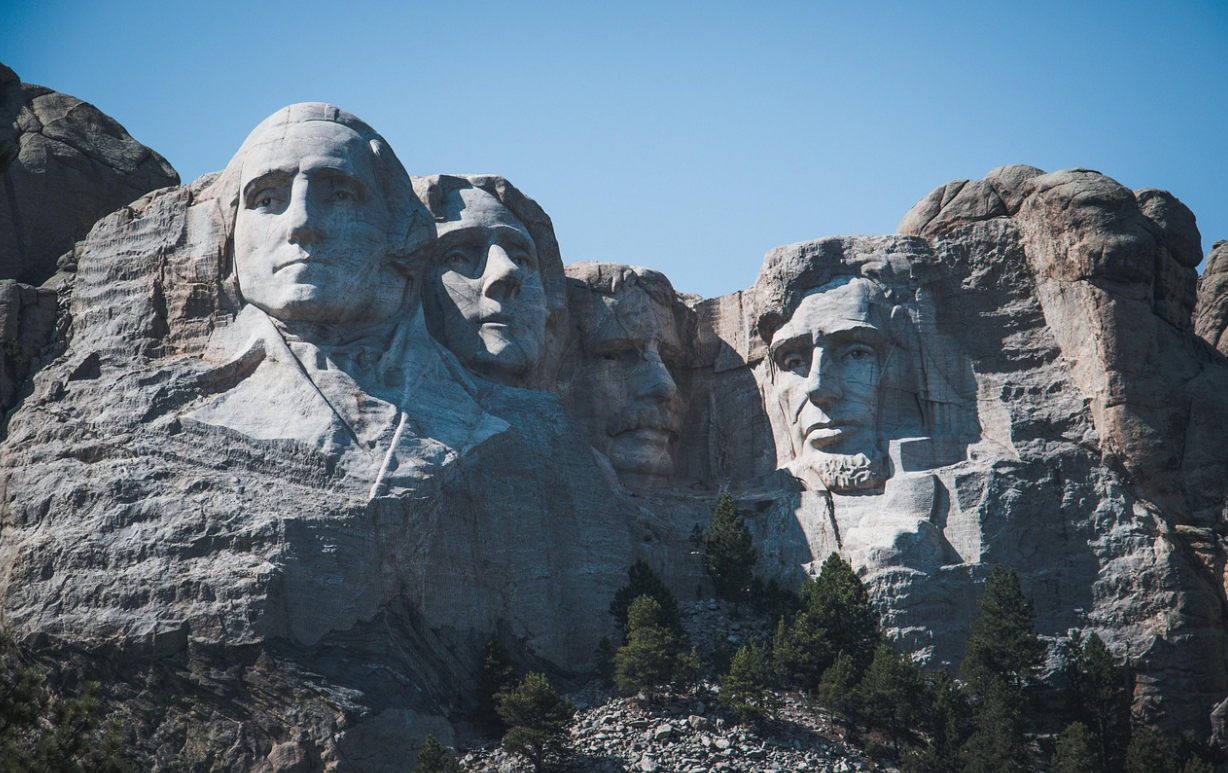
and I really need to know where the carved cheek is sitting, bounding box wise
[438,272,484,321]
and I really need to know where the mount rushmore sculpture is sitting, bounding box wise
[2,99,1228,770]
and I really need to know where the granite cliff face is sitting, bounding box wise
[0,101,1226,771]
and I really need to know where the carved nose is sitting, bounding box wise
[286,184,323,245]
[804,348,840,405]
[482,244,522,301]
[634,351,679,404]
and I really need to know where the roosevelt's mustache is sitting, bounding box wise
[606,403,680,438]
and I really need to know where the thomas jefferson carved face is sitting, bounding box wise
[576,285,684,487]
[767,277,890,491]
[234,120,412,326]
[424,187,548,383]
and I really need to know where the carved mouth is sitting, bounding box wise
[804,422,852,446]
[616,427,676,444]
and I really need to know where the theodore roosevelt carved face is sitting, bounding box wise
[232,111,419,328]
[423,185,549,383]
[766,276,890,492]
[568,265,685,487]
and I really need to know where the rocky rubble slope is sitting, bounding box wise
[462,688,885,773]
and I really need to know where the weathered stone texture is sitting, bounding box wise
[0,96,1225,771]
[0,62,178,285]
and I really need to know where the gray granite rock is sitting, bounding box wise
[0,62,178,285]
[0,99,1226,772]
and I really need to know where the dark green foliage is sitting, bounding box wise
[593,637,616,687]
[0,633,130,773]
[477,635,515,730]
[1052,722,1101,773]
[1125,727,1176,773]
[1180,759,1215,773]
[703,492,756,604]
[718,640,777,725]
[859,644,924,755]
[904,668,970,773]
[961,565,1045,697]
[774,553,880,692]
[413,733,462,773]
[772,609,831,691]
[496,672,576,773]
[614,596,698,698]
[960,679,1033,773]
[816,651,860,739]
[1062,630,1130,773]
[802,554,882,672]
[609,560,684,638]
[749,577,800,623]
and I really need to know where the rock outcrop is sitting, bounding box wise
[0,98,1224,772]
[0,61,178,285]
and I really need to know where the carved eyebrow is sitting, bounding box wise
[242,169,292,200]
[769,330,811,356]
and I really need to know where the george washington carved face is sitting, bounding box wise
[233,116,418,328]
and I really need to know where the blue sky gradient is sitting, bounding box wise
[7,0,1227,297]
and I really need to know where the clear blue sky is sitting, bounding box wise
[7,0,1227,298]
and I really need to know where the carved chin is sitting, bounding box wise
[793,452,888,493]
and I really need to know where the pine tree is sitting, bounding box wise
[1125,727,1176,773]
[804,553,882,672]
[1051,722,1101,773]
[496,672,576,773]
[961,565,1045,698]
[816,651,860,740]
[476,635,515,730]
[719,640,778,725]
[961,678,1033,773]
[1062,630,1130,773]
[609,560,684,637]
[614,596,699,699]
[703,492,756,605]
[919,668,970,773]
[859,643,924,755]
[772,610,833,692]
[413,733,463,773]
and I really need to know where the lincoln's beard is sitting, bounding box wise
[791,451,888,493]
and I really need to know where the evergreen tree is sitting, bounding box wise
[413,733,463,773]
[816,651,860,740]
[0,633,130,773]
[961,565,1045,698]
[772,610,832,692]
[1125,727,1176,773]
[960,679,1033,773]
[903,668,969,773]
[1051,722,1101,773]
[774,553,881,693]
[614,596,698,699]
[609,560,684,637]
[719,640,777,725]
[859,644,924,755]
[496,672,576,773]
[1062,630,1130,773]
[476,635,515,730]
[803,553,882,673]
[703,492,756,605]
[593,637,616,687]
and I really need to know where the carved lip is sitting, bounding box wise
[804,422,856,445]
[480,313,513,326]
[616,427,677,443]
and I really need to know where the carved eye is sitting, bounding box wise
[334,189,355,202]
[250,191,282,210]
[843,345,875,363]
[443,249,470,266]
[781,352,808,373]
